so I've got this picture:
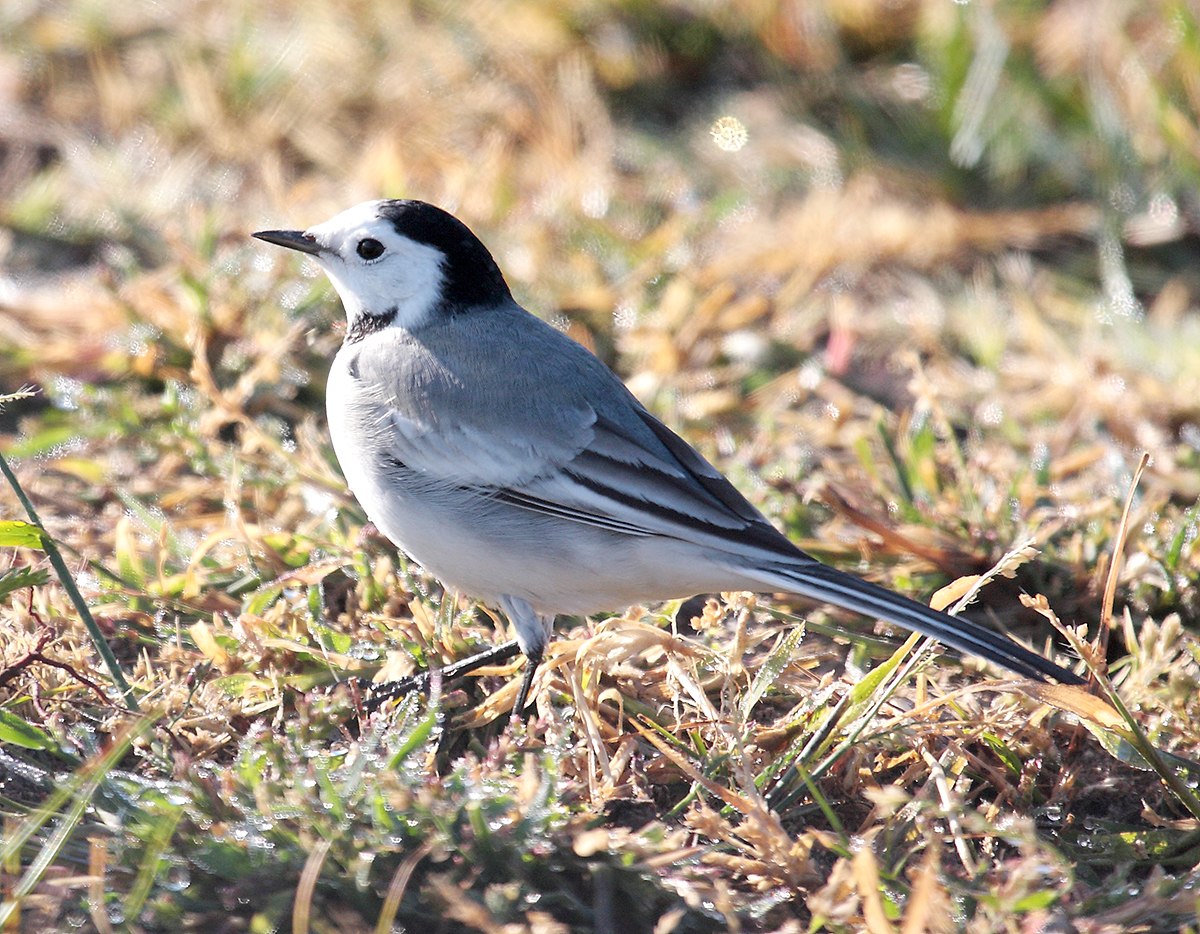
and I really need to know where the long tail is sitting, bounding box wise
[752,561,1084,684]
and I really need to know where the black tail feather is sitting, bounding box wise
[763,562,1084,685]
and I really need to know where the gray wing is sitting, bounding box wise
[350,302,800,560]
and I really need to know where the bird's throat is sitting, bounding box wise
[346,307,399,343]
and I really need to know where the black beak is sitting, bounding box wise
[251,229,323,256]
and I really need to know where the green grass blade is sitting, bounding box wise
[0,447,140,712]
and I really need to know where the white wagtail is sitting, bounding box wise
[253,200,1084,715]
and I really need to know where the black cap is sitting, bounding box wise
[377,200,512,309]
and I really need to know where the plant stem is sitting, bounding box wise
[0,448,140,711]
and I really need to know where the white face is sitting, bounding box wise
[305,201,448,329]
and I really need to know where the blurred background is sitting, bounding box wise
[4,0,1199,624]
[3,0,1200,930]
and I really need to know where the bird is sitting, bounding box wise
[252,199,1084,716]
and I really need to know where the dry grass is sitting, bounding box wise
[2,0,1200,931]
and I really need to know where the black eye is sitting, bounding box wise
[356,238,385,260]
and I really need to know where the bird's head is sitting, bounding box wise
[253,200,511,339]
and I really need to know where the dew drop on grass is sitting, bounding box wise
[49,376,84,411]
[710,116,748,152]
[797,360,822,390]
[347,643,379,661]
[31,437,83,464]
[581,186,609,218]
[613,301,636,330]
[993,813,1018,832]
[162,865,190,892]
[249,814,275,833]
[280,281,309,311]
[665,241,692,270]
[75,571,100,594]
[302,485,336,518]
[280,361,309,387]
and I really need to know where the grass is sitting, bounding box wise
[2,0,1200,930]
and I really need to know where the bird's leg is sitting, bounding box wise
[498,594,554,719]
[362,639,523,714]
[511,646,543,720]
